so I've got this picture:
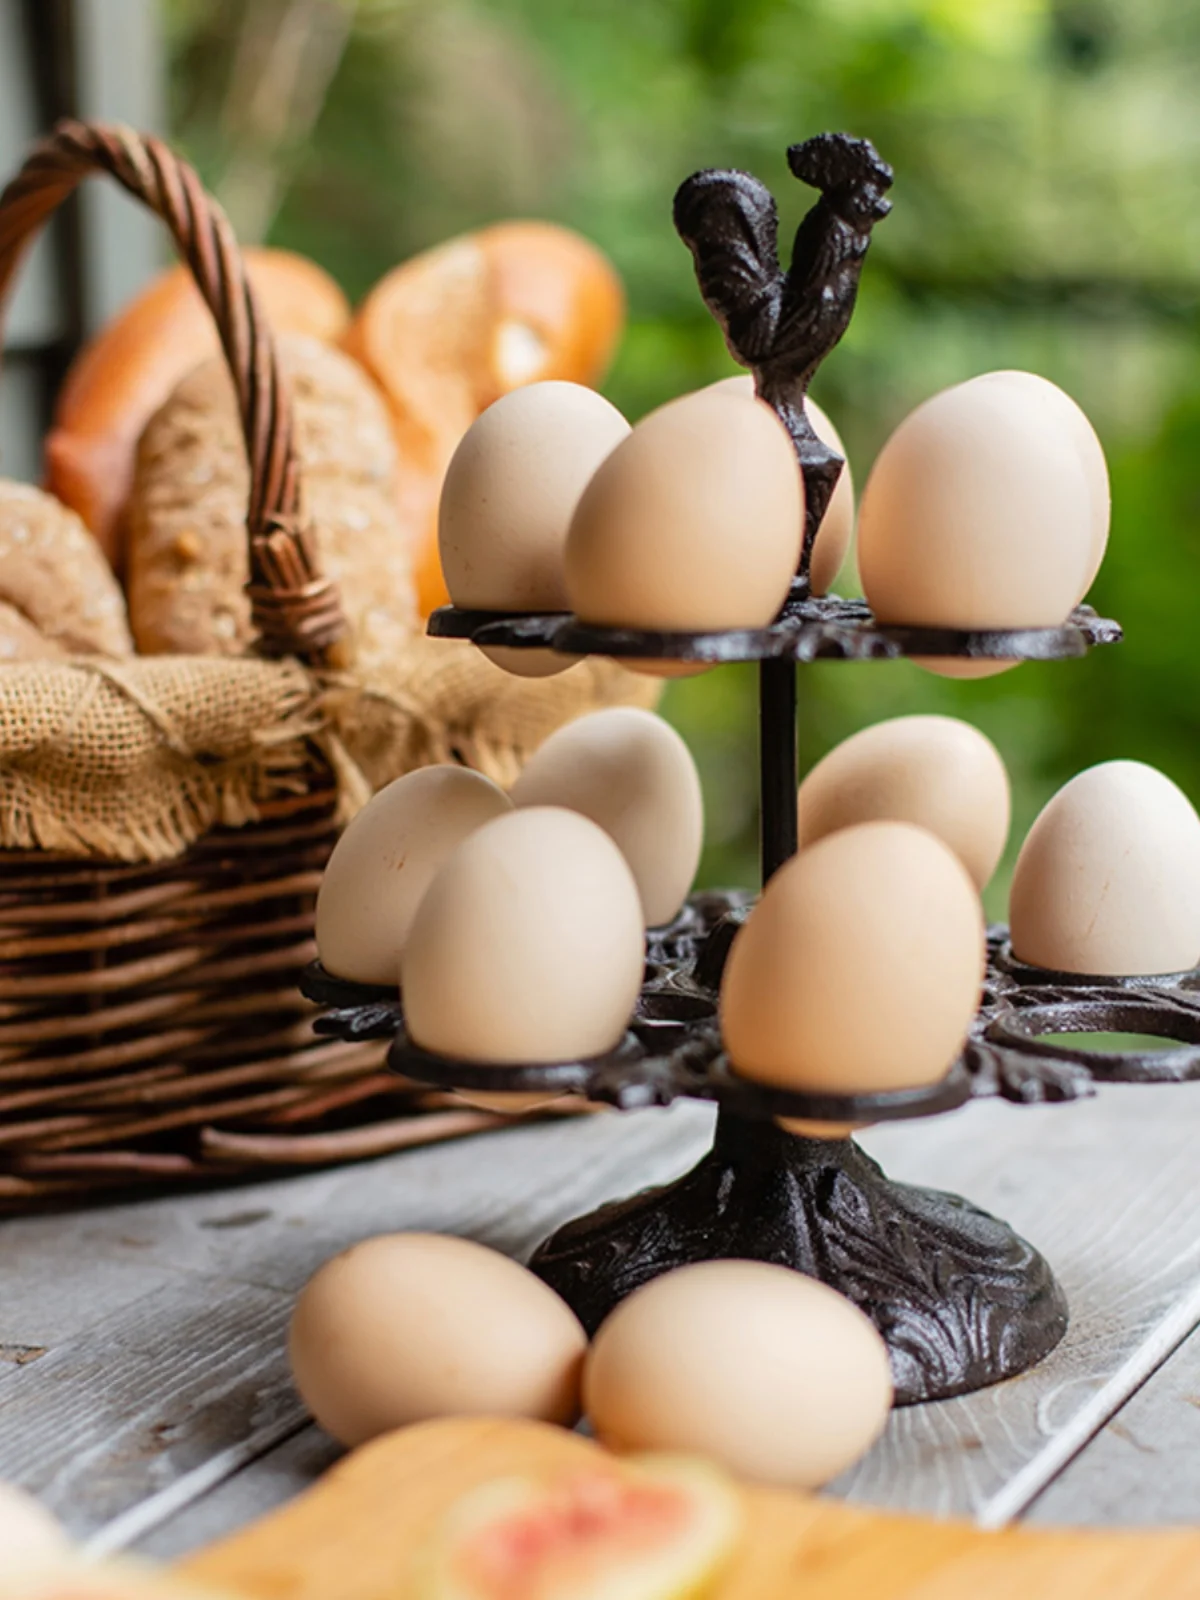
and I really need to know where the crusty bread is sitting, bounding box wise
[126,336,416,669]
[0,602,62,663]
[0,481,132,657]
[343,221,625,615]
[45,249,351,570]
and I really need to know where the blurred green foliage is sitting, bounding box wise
[165,0,1200,916]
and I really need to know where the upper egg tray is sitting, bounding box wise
[428,587,1123,667]
[301,893,1200,1128]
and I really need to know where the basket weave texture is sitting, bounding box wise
[0,121,648,1205]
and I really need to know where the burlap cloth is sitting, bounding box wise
[0,645,657,863]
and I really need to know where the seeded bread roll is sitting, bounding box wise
[127,336,417,669]
[0,601,62,662]
[0,482,132,656]
[45,247,350,569]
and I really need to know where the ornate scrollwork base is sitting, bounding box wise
[530,1111,1069,1406]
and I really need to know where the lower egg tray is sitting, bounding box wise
[302,891,1200,1405]
[302,891,1200,1120]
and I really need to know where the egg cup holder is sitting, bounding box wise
[967,933,1200,1103]
[428,590,1121,669]
[302,134,1131,1406]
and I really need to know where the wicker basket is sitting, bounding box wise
[0,122,510,1206]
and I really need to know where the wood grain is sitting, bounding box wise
[1030,1321,1200,1526]
[185,1416,1200,1600]
[4,1082,1200,1558]
[840,1084,1200,1521]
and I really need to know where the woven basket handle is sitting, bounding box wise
[0,119,347,666]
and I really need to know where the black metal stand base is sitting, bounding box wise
[530,1112,1068,1405]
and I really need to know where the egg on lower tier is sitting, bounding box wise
[510,707,704,927]
[797,714,1010,891]
[721,821,986,1098]
[315,765,512,987]
[401,806,646,1064]
[1009,760,1200,977]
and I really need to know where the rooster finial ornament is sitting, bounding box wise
[674,133,893,584]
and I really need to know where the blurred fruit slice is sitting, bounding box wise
[420,1455,741,1600]
[343,222,625,617]
[44,249,351,570]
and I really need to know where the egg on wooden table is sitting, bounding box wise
[315,766,511,987]
[509,708,703,927]
[1009,760,1200,977]
[402,807,645,1067]
[289,1234,588,1447]
[857,375,1093,679]
[798,714,1010,891]
[564,389,802,645]
[584,1261,892,1489]
[438,381,630,677]
[707,374,853,595]
[721,821,985,1134]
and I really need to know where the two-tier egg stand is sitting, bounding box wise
[305,133,1200,1406]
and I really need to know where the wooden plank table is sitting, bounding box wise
[0,1081,1197,1564]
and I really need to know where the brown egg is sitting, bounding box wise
[974,370,1109,599]
[510,708,703,927]
[440,381,630,612]
[452,1090,567,1114]
[798,715,1010,890]
[439,381,628,677]
[315,766,511,986]
[623,659,714,680]
[565,389,802,631]
[289,1234,587,1447]
[721,821,985,1095]
[858,377,1093,679]
[584,1261,892,1488]
[401,808,645,1063]
[1010,760,1200,976]
[707,374,853,594]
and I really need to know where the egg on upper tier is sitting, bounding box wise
[438,380,630,676]
[706,374,853,595]
[857,370,1106,679]
[564,387,802,635]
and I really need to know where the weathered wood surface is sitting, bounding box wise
[1030,1320,1200,1526]
[0,1083,1198,1563]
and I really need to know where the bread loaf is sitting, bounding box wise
[343,222,625,615]
[0,601,62,663]
[0,482,132,656]
[127,336,416,670]
[45,248,351,569]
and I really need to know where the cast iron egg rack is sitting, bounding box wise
[302,132,1200,1407]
